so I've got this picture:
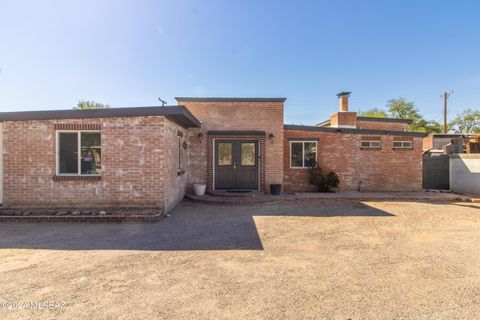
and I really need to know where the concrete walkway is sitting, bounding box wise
[289,190,472,202]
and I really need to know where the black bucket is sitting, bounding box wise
[270,184,282,196]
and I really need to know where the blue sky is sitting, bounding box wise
[1,0,479,125]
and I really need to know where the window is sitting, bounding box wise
[290,141,317,168]
[393,141,413,149]
[57,131,101,175]
[241,143,255,166]
[361,141,380,149]
[218,143,232,166]
[177,136,182,171]
[177,131,185,174]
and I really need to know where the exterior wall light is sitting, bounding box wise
[197,132,204,143]
[268,133,275,143]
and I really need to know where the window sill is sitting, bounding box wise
[53,175,102,181]
[177,169,185,176]
[290,167,310,169]
[392,148,413,150]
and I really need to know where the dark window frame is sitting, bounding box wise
[56,130,102,176]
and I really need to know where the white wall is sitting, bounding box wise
[0,122,3,204]
[450,154,480,195]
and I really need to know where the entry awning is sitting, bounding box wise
[207,130,266,136]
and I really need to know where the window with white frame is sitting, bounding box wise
[360,140,381,148]
[57,131,102,175]
[290,141,317,168]
[360,136,381,149]
[393,140,413,149]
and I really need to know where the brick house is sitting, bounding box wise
[0,92,427,211]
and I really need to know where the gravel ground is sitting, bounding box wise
[1,199,480,319]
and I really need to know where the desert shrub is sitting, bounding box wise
[308,161,340,192]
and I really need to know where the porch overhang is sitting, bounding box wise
[207,130,266,136]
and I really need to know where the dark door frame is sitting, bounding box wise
[213,138,261,191]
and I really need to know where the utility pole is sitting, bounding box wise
[441,91,453,133]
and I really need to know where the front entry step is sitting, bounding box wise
[207,190,262,198]
[186,193,285,206]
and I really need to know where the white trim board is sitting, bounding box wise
[289,140,318,169]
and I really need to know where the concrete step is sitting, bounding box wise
[207,190,264,198]
[186,193,285,206]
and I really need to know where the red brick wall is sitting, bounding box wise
[356,120,409,131]
[163,121,189,211]
[330,112,357,127]
[423,134,434,150]
[178,99,284,192]
[284,129,423,191]
[2,116,185,208]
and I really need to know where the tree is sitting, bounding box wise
[422,120,443,134]
[358,108,388,118]
[449,109,480,133]
[410,118,443,133]
[358,98,443,133]
[74,100,110,110]
[386,98,429,132]
[386,98,421,120]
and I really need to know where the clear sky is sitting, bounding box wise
[1,0,479,125]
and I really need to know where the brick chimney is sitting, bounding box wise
[330,91,357,128]
[338,91,350,112]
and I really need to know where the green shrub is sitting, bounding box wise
[308,161,340,192]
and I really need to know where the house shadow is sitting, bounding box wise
[449,203,480,210]
[0,200,394,251]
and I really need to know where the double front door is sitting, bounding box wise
[215,140,259,190]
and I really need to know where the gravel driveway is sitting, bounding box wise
[1,199,480,319]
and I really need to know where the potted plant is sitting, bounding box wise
[193,182,207,196]
[270,183,282,195]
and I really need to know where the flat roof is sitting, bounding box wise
[285,124,428,137]
[428,133,478,137]
[0,105,201,128]
[316,116,413,127]
[175,97,287,102]
[356,116,413,124]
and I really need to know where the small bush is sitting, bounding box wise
[308,161,340,192]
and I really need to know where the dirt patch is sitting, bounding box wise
[1,200,480,319]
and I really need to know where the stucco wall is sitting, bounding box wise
[178,99,284,192]
[450,154,480,195]
[3,116,169,208]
